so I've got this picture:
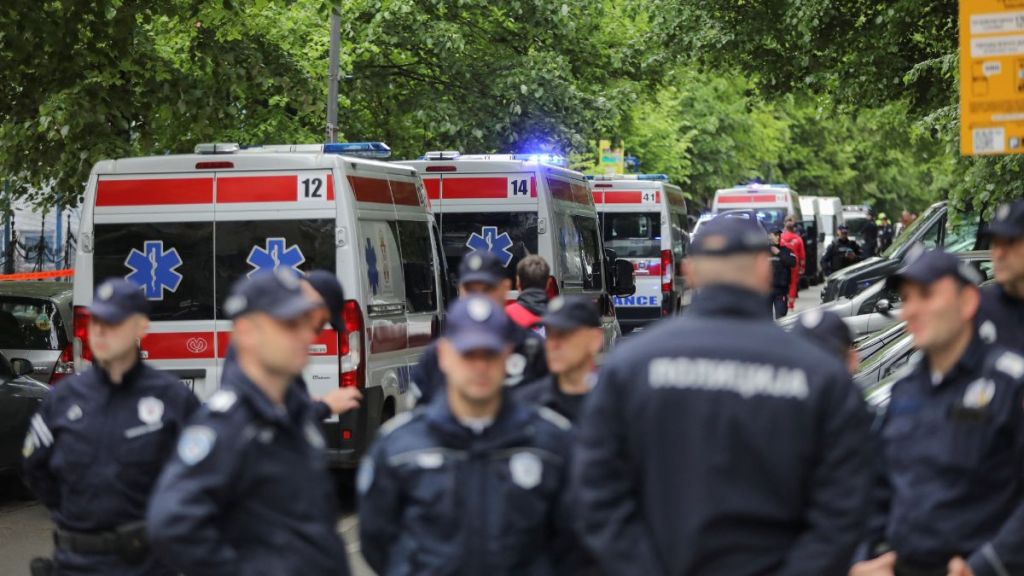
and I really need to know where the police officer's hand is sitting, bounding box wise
[770,245,780,255]
[319,387,363,415]
[947,557,974,576]
[849,551,896,576]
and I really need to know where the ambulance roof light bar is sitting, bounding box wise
[195,143,241,154]
[457,153,567,167]
[423,151,462,160]
[323,141,391,159]
[586,174,669,181]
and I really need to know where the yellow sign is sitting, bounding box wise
[598,139,624,175]
[960,0,1024,155]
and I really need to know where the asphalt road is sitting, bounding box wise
[0,283,824,576]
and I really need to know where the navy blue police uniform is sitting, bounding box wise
[769,227,798,318]
[573,216,872,576]
[21,279,200,576]
[146,271,351,576]
[513,295,602,423]
[791,308,855,363]
[359,296,573,576]
[412,251,548,404]
[864,250,1024,576]
[976,200,1024,353]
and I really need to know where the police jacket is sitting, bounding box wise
[411,322,548,404]
[512,375,588,424]
[977,282,1024,353]
[573,284,872,576]
[866,337,1024,576]
[822,238,862,275]
[770,244,797,294]
[22,360,199,575]
[146,362,350,576]
[358,390,573,576]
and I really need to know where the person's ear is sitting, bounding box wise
[437,339,454,374]
[962,285,981,322]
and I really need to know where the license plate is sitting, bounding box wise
[179,377,195,391]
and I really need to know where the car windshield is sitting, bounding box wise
[844,214,870,237]
[882,204,941,258]
[0,297,66,350]
[599,212,661,259]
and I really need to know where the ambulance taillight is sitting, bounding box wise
[661,250,673,312]
[340,300,365,389]
[545,275,559,300]
[73,305,93,363]
[50,343,75,385]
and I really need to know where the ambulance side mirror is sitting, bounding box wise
[609,259,636,297]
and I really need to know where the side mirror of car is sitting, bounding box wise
[875,299,893,316]
[609,258,636,297]
[10,358,34,377]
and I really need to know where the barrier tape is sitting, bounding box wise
[0,269,74,281]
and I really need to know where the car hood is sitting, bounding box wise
[827,256,885,282]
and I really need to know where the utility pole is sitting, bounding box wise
[326,7,341,144]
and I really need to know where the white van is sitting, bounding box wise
[399,152,635,346]
[589,174,689,333]
[712,183,803,229]
[72,142,444,467]
[817,196,845,259]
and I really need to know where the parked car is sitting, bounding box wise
[854,321,908,363]
[821,201,987,303]
[0,281,74,385]
[853,331,917,408]
[0,351,49,475]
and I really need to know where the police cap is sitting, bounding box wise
[459,250,506,287]
[541,295,601,331]
[90,278,151,323]
[306,269,345,331]
[885,247,982,291]
[984,199,1024,239]
[791,309,854,360]
[223,269,320,321]
[443,295,511,354]
[691,215,770,256]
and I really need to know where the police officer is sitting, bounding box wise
[506,254,551,333]
[411,250,548,404]
[302,269,362,418]
[359,295,573,575]
[22,278,200,576]
[791,308,859,374]
[146,270,350,576]
[976,199,1024,353]
[822,225,864,276]
[574,216,872,576]
[513,295,603,422]
[851,249,1024,576]
[769,227,798,319]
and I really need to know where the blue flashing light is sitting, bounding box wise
[324,142,392,159]
[514,153,567,167]
[636,174,668,181]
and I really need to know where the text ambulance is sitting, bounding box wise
[72,142,444,468]
[590,174,690,333]
[398,152,636,346]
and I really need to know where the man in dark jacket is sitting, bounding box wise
[821,225,863,276]
[506,254,551,335]
[769,227,798,319]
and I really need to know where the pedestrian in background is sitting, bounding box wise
[574,216,872,576]
[976,199,1024,353]
[781,216,806,311]
[851,249,1024,576]
[769,227,797,319]
[22,278,199,576]
[147,271,351,576]
[822,225,863,276]
[506,254,551,335]
[359,296,573,575]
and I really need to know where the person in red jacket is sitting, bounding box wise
[505,255,551,336]
[781,216,805,310]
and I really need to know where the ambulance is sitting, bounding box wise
[398,152,636,346]
[711,183,803,230]
[72,142,444,468]
[589,174,690,333]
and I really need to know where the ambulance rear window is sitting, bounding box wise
[436,212,539,286]
[600,213,661,259]
[93,222,215,321]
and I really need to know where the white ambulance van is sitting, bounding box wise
[712,183,803,229]
[398,152,636,346]
[72,142,444,468]
[589,174,690,333]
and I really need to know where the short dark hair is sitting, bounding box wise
[516,255,550,290]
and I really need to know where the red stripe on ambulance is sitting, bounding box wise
[142,329,338,360]
[97,178,214,206]
[718,194,776,203]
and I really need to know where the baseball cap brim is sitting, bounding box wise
[459,271,503,286]
[983,221,1024,238]
[540,315,600,331]
[447,330,508,354]
[88,301,134,324]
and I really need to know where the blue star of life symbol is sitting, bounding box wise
[466,226,514,267]
[365,237,380,295]
[246,237,305,278]
[125,240,183,300]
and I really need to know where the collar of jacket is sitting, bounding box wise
[916,332,989,388]
[424,387,533,449]
[516,288,549,316]
[92,354,146,389]
[222,359,305,427]
[688,284,773,320]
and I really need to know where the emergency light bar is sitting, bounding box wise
[455,153,568,167]
[587,174,669,181]
[195,143,241,154]
[423,150,461,160]
[323,142,391,159]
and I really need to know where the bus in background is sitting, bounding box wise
[589,174,689,334]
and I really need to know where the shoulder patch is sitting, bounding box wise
[207,390,238,413]
[536,406,572,431]
[177,425,216,466]
[379,411,416,436]
[996,351,1024,380]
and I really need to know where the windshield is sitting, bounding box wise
[0,297,66,350]
[600,212,661,259]
[882,204,941,258]
[752,208,787,229]
[844,214,870,237]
